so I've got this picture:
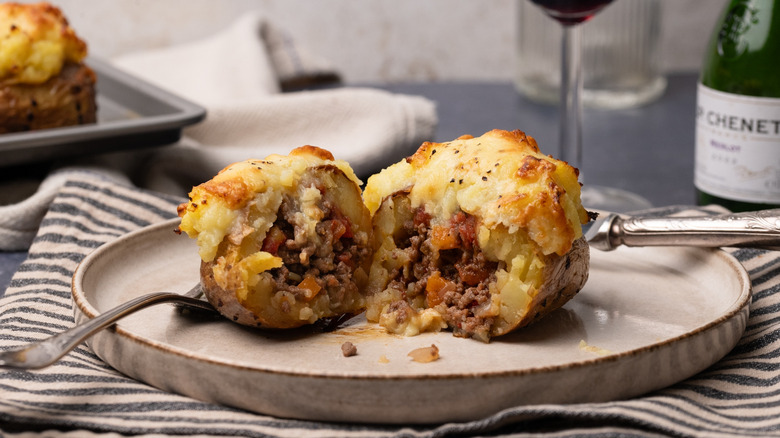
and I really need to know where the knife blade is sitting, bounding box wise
[583,209,780,251]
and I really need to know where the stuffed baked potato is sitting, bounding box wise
[0,2,96,133]
[363,129,591,342]
[177,146,373,329]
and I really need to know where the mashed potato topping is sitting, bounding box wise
[363,129,588,257]
[178,146,363,263]
[0,2,87,85]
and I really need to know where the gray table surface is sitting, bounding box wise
[0,72,697,296]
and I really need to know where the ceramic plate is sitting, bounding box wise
[72,218,751,424]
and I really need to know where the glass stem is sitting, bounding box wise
[559,23,583,172]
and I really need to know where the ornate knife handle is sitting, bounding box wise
[612,209,780,250]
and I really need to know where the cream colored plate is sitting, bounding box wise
[72,218,751,424]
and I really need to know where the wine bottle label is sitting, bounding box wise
[695,83,780,203]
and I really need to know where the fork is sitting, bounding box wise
[0,284,216,370]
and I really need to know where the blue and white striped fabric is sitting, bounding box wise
[1,171,779,437]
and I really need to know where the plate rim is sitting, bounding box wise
[71,217,753,382]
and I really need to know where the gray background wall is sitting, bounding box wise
[41,0,724,83]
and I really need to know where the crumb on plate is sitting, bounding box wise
[341,341,357,357]
[408,344,440,363]
[578,339,612,356]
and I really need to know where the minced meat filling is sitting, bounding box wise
[262,195,368,309]
[391,208,498,338]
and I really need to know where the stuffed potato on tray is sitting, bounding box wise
[0,2,96,133]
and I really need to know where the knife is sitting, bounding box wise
[584,209,780,251]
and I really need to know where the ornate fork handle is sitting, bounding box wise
[609,209,780,250]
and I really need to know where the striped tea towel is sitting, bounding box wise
[1,175,780,437]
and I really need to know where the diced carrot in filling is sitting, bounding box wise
[430,212,478,251]
[425,271,457,307]
[327,214,353,240]
[431,225,459,250]
[297,276,322,300]
[328,219,347,240]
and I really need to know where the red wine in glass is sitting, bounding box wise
[530,0,614,25]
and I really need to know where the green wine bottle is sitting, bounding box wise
[695,0,780,211]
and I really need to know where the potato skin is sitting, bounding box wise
[494,236,590,336]
[0,62,97,133]
[200,258,267,328]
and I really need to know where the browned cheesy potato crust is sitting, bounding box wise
[177,146,373,329]
[363,129,590,342]
[0,2,96,133]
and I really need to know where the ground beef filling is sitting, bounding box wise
[261,196,367,311]
[391,208,498,338]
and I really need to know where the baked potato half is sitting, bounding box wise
[177,146,373,329]
[363,129,591,342]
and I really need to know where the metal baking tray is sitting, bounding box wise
[0,57,206,167]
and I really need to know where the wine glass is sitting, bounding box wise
[528,0,652,213]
